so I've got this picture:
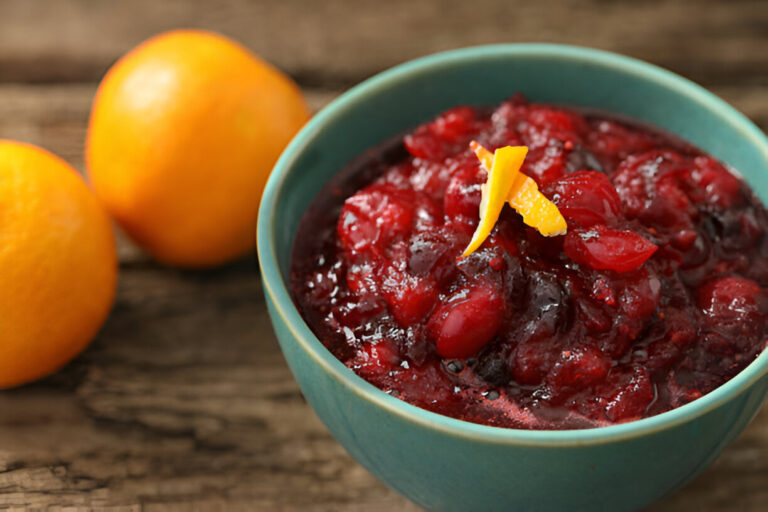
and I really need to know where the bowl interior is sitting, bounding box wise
[259,44,768,441]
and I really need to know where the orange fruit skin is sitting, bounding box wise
[0,140,117,388]
[85,30,310,267]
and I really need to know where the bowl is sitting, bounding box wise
[257,44,768,512]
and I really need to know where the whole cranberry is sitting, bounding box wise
[612,150,695,228]
[698,276,767,338]
[543,170,622,227]
[352,341,400,380]
[594,366,655,422]
[427,281,504,359]
[338,183,415,254]
[547,345,611,400]
[692,156,744,209]
[380,265,438,327]
[444,165,484,220]
[564,225,657,273]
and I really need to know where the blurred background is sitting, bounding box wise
[0,1,766,510]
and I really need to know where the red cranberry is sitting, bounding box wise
[612,150,695,228]
[519,106,585,149]
[346,260,380,297]
[353,341,400,379]
[490,95,529,126]
[692,156,744,209]
[304,265,342,307]
[564,225,658,273]
[444,165,484,220]
[332,296,385,328]
[590,277,616,305]
[385,361,456,405]
[543,170,622,227]
[698,276,767,337]
[407,227,466,286]
[376,161,414,189]
[380,265,438,326]
[587,119,657,170]
[574,295,613,333]
[412,192,442,231]
[338,183,415,254]
[641,308,698,372]
[404,131,444,161]
[404,106,478,160]
[512,337,554,386]
[618,268,661,320]
[428,282,503,358]
[432,106,476,141]
[547,345,611,399]
[409,160,452,199]
[522,145,568,185]
[595,366,655,422]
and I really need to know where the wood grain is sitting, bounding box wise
[0,0,766,510]
[0,261,418,511]
[0,0,767,88]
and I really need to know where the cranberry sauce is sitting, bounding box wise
[290,95,768,430]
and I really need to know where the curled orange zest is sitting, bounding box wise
[462,141,567,258]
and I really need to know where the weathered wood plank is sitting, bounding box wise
[0,0,766,88]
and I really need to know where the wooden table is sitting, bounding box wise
[0,1,766,510]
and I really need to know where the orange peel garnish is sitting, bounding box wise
[462,141,567,258]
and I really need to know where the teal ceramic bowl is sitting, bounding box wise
[257,44,768,512]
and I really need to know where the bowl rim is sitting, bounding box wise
[257,43,768,447]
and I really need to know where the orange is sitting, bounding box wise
[85,30,310,267]
[462,142,567,257]
[0,140,117,388]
